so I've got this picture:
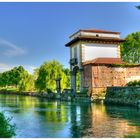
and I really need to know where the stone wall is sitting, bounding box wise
[105,87,140,106]
[90,87,106,100]
[83,65,140,96]
[84,65,140,99]
[91,66,140,88]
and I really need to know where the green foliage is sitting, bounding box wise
[0,66,34,92]
[121,32,140,64]
[35,60,70,92]
[0,66,25,87]
[126,80,140,87]
[76,72,80,91]
[33,68,39,80]
[63,68,70,88]
[19,73,34,92]
[136,5,140,10]
[109,63,140,67]
[0,61,70,93]
[0,112,15,138]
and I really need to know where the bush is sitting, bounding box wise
[0,112,16,138]
[126,80,140,86]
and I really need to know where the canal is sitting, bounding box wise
[0,94,140,138]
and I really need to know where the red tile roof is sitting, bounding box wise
[65,36,125,46]
[83,58,124,65]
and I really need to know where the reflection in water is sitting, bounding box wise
[0,94,140,138]
[105,105,140,138]
[83,104,139,138]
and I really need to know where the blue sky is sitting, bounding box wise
[0,2,140,73]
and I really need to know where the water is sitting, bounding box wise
[0,94,140,138]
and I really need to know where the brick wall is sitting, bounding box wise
[91,66,126,87]
[83,65,140,96]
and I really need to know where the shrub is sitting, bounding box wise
[0,112,16,138]
[126,80,140,87]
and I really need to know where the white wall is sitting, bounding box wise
[71,43,119,67]
[82,43,118,62]
[80,32,120,38]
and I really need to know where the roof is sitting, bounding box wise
[83,58,124,65]
[65,36,125,46]
[70,29,120,38]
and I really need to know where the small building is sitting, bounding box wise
[65,29,140,96]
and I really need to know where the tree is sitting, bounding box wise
[11,66,26,87]
[18,72,34,92]
[136,5,140,10]
[0,112,15,138]
[76,72,80,91]
[33,68,39,80]
[63,68,70,88]
[35,60,69,92]
[121,32,140,64]
[0,66,34,92]
[0,66,26,88]
[0,72,10,87]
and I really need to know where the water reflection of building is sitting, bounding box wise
[87,104,139,138]
[69,102,92,138]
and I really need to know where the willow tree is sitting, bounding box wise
[35,60,69,93]
[121,32,140,64]
[18,73,34,92]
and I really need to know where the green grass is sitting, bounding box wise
[0,87,18,92]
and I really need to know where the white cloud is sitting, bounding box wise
[0,63,13,73]
[0,38,27,57]
[23,65,37,74]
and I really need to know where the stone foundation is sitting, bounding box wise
[105,87,140,107]
[88,87,106,100]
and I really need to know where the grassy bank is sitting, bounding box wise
[0,87,18,92]
[0,89,92,103]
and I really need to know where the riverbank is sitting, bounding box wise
[105,87,140,107]
[2,86,140,106]
[0,89,92,103]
